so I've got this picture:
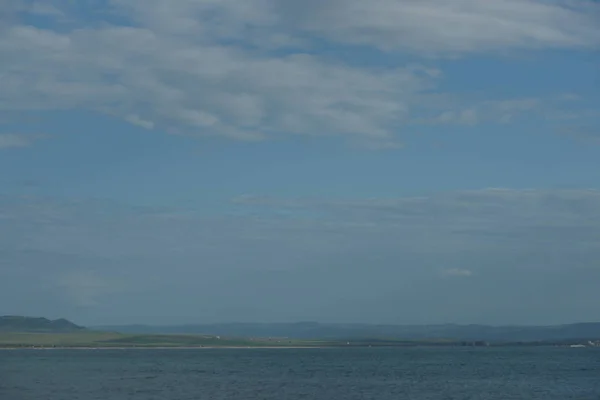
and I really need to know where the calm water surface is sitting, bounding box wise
[1,347,599,400]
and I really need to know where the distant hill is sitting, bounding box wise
[0,316,86,333]
[93,321,600,343]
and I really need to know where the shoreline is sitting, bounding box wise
[1,344,588,350]
[0,346,329,350]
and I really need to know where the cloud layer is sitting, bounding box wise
[1,2,599,324]
[2,188,600,324]
[110,0,600,53]
[1,0,598,145]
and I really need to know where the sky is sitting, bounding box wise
[1,0,600,326]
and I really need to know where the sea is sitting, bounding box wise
[1,347,599,400]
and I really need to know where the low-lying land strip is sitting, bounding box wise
[2,332,598,349]
[2,317,599,349]
[0,332,478,349]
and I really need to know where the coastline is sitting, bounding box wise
[0,346,328,350]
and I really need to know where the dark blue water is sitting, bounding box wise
[1,347,599,400]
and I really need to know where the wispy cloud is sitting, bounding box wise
[110,0,600,54]
[0,133,46,149]
[125,114,155,130]
[442,268,473,277]
[5,188,600,260]
[2,188,600,323]
[309,0,599,53]
[558,125,600,144]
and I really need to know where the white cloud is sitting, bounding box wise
[0,134,30,148]
[125,114,154,130]
[0,133,45,149]
[0,23,429,143]
[111,0,600,53]
[356,139,406,150]
[442,268,473,277]
[278,0,600,54]
[0,1,597,145]
[418,97,563,125]
[558,125,600,144]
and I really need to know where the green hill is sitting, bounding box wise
[0,316,86,333]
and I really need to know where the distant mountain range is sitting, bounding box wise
[0,316,86,333]
[93,321,600,342]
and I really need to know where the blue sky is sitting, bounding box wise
[1,0,600,326]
